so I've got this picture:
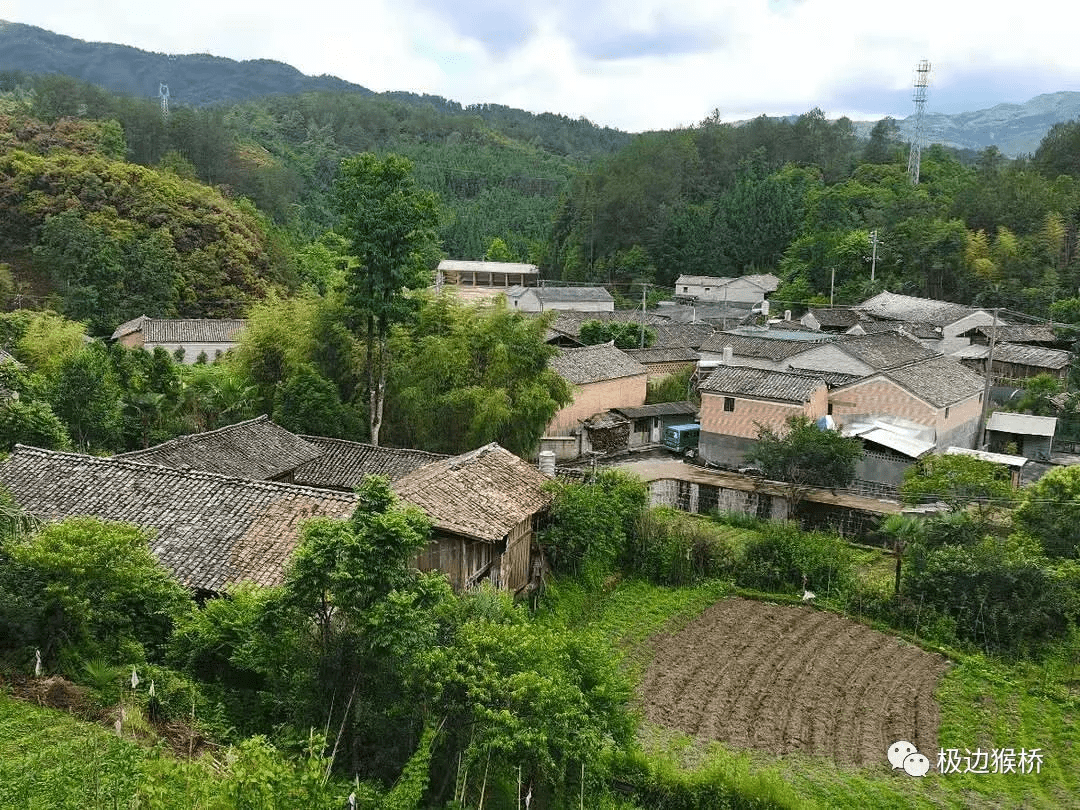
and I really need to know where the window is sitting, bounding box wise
[827,403,833,415]
[945,406,950,419]
[682,286,689,293]
[724,397,735,412]
[705,287,711,292]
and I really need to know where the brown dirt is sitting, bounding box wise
[639,597,951,766]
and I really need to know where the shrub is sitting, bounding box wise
[734,521,856,597]
[629,508,737,585]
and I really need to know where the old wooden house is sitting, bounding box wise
[391,443,552,593]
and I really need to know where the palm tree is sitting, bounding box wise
[880,513,924,595]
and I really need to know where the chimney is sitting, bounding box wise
[538,450,556,476]
[784,309,792,321]
[760,300,770,317]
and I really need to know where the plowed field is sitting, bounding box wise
[640,598,951,765]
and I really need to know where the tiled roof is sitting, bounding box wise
[786,367,866,388]
[805,307,862,329]
[509,285,614,303]
[115,416,322,480]
[659,303,755,325]
[612,401,698,420]
[883,356,985,407]
[988,343,1071,370]
[674,273,779,291]
[111,316,247,343]
[549,343,648,385]
[0,446,359,592]
[392,443,552,543]
[625,346,700,364]
[855,291,986,327]
[968,325,1059,344]
[699,333,827,361]
[847,319,941,339]
[649,323,716,349]
[293,437,447,489]
[836,332,939,370]
[699,366,826,403]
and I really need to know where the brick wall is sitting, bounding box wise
[546,374,648,436]
[700,387,828,440]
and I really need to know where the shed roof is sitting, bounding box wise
[111,316,247,343]
[0,446,359,592]
[946,446,1028,468]
[549,343,648,385]
[293,437,447,489]
[990,343,1071,370]
[612,401,698,420]
[438,259,539,275]
[967,324,1059,344]
[115,416,322,480]
[986,412,1058,437]
[391,443,551,544]
[851,427,935,459]
[699,366,826,403]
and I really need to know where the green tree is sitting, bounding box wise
[334,153,441,445]
[48,343,124,451]
[272,363,353,438]
[900,454,1014,513]
[744,415,863,516]
[3,517,189,666]
[578,319,655,349]
[1013,465,1080,558]
[0,399,71,452]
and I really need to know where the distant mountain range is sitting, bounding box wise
[2,19,1079,157]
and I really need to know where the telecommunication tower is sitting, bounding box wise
[158,82,170,122]
[906,60,931,184]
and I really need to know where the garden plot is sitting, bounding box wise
[640,597,950,765]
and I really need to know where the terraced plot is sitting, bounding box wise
[640,598,950,765]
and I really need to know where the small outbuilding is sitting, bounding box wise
[984,412,1057,461]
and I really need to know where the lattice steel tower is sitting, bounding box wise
[906,60,931,184]
[158,82,170,122]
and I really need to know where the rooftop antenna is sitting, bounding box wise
[158,82,170,122]
[906,60,931,185]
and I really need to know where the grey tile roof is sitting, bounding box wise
[805,307,862,329]
[969,325,1061,345]
[0,446,359,592]
[674,273,779,291]
[111,316,247,343]
[612,401,698,420]
[512,286,613,303]
[549,343,648,385]
[837,332,939,370]
[391,443,552,544]
[625,346,700,364]
[855,291,985,327]
[292,437,448,489]
[882,356,986,407]
[699,333,828,361]
[115,416,323,480]
[990,343,1071,370]
[786,367,866,388]
[699,366,826,403]
[847,319,941,339]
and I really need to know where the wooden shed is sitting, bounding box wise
[392,443,552,593]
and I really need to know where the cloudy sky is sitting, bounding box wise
[2,0,1078,131]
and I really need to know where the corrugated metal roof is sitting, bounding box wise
[854,428,934,459]
[699,366,826,402]
[986,412,1058,437]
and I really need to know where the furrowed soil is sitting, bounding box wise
[640,597,951,766]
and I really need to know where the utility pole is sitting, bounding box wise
[869,229,879,283]
[830,267,836,307]
[639,283,648,348]
[976,308,1000,449]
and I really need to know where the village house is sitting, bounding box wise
[953,342,1071,383]
[391,443,552,593]
[787,331,939,377]
[697,329,839,371]
[0,445,360,595]
[624,346,700,379]
[853,291,1000,354]
[828,355,986,451]
[697,366,829,468]
[673,273,780,306]
[506,285,615,313]
[542,343,649,460]
[115,415,323,482]
[648,322,717,350]
[111,315,247,363]
[962,324,1064,348]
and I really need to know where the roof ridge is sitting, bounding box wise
[115,415,274,457]
[298,435,449,457]
[12,445,358,501]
